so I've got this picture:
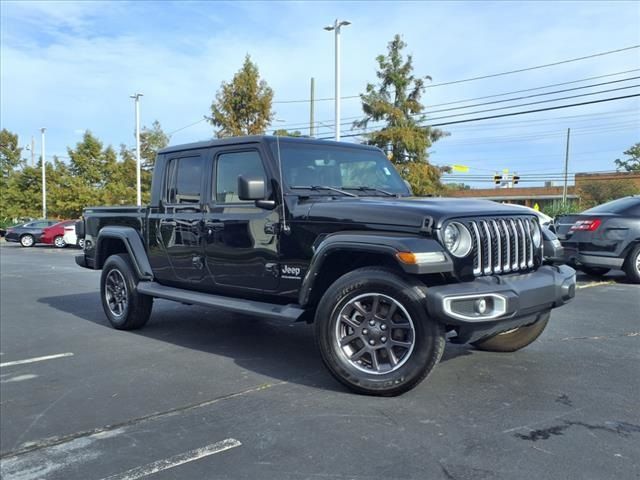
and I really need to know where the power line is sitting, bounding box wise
[272,45,640,104]
[278,75,640,133]
[323,93,640,139]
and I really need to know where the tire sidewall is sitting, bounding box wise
[54,236,66,248]
[100,255,135,328]
[624,244,640,283]
[20,235,34,247]
[316,269,442,395]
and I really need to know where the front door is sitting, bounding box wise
[154,153,206,286]
[202,147,280,292]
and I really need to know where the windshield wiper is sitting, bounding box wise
[290,185,358,197]
[346,186,397,197]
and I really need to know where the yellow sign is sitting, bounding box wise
[533,203,540,211]
[502,168,509,174]
[451,164,469,172]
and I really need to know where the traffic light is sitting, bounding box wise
[493,174,502,185]
[513,175,520,185]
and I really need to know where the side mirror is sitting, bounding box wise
[238,176,265,201]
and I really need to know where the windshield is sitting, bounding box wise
[271,142,410,196]
[583,196,640,214]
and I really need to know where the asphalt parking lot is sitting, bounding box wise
[0,242,639,480]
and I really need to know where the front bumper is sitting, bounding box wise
[425,265,576,343]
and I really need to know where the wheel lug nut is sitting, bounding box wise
[381,336,387,343]
[362,328,368,335]
[369,320,375,326]
[369,339,375,346]
[380,324,387,330]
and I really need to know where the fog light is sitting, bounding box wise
[475,298,487,314]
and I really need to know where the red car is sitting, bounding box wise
[41,220,76,248]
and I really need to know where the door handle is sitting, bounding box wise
[205,222,224,236]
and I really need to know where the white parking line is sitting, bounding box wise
[0,352,74,368]
[0,374,39,383]
[101,438,242,480]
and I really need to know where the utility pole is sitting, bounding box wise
[40,128,46,219]
[310,77,315,137]
[324,19,351,141]
[130,93,143,206]
[31,136,35,166]
[562,128,571,205]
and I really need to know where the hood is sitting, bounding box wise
[303,196,535,229]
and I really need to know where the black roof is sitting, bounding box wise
[158,135,380,155]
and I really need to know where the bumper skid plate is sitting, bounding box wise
[425,265,576,343]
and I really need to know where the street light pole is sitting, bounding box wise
[324,19,350,141]
[130,93,143,206]
[40,128,46,219]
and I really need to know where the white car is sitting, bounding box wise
[63,223,84,248]
[498,203,553,228]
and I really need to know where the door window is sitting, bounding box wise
[165,156,203,204]
[215,151,266,204]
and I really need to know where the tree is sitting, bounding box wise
[614,143,640,172]
[354,35,448,195]
[272,129,302,137]
[140,120,169,170]
[208,55,274,137]
[578,179,640,208]
[0,129,26,220]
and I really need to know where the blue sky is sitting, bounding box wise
[1,0,639,186]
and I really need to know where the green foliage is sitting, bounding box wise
[541,201,581,218]
[208,55,274,138]
[578,179,640,209]
[355,35,448,195]
[273,129,302,137]
[1,123,168,221]
[614,142,640,172]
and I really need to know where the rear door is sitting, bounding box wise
[201,146,280,292]
[153,151,206,286]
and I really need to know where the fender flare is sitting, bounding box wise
[96,226,153,280]
[298,232,451,306]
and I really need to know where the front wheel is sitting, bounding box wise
[623,245,640,284]
[100,253,153,330]
[471,312,550,352]
[315,267,445,396]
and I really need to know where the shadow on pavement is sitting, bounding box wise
[39,292,475,393]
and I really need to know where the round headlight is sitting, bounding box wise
[531,219,541,247]
[443,222,472,257]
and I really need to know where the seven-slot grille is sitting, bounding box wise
[465,217,537,276]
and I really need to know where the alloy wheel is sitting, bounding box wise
[334,293,415,375]
[105,269,128,317]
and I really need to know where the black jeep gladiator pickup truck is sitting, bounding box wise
[76,136,575,395]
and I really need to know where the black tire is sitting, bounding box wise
[53,235,66,248]
[580,266,610,277]
[20,234,35,247]
[623,244,640,284]
[315,267,445,396]
[471,312,550,353]
[100,253,153,330]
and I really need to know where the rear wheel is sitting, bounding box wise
[78,238,85,249]
[623,245,640,284]
[100,253,153,330]
[471,312,550,352]
[315,267,445,396]
[580,266,610,277]
[53,235,66,248]
[20,234,34,247]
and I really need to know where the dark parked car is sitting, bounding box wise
[557,196,640,283]
[76,136,575,396]
[4,219,59,247]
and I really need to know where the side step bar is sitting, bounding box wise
[136,282,304,322]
